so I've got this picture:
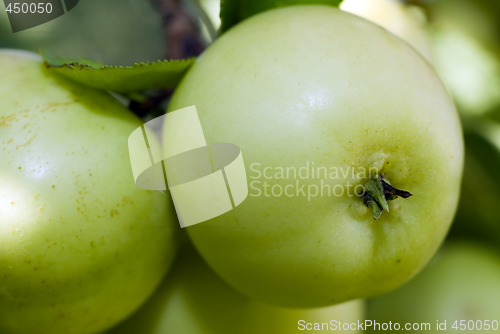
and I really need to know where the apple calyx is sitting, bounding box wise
[361,175,412,220]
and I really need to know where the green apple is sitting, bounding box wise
[0,50,179,334]
[340,0,433,62]
[107,243,365,334]
[367,241,500,333]
[168,5,463,307]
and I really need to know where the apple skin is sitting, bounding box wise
[367,241,500,333]
[0,50,179,334]
[168,5,463,307]
[107,244,365,334]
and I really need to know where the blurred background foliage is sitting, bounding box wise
[0,0,165,65]
[427,0,500,246]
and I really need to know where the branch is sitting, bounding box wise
[152,0,207,60]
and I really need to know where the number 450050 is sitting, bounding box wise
[452,320,499,331]
[5,2,53,14]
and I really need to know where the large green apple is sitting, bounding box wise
[367,241,500,333]
[168,5,463,307]
[0,50,179,334]
[107,243,365,334]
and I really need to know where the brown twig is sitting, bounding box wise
[152,0,207,60]
[129,0,207,118]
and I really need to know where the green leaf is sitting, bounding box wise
[42,52,105,69]
[220,0,342,34]
[44,55,195,94]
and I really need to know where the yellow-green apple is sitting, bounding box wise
[107,244,365,334]
[0,50,179,334]
[168,5,463,307]
[367,241,500,333]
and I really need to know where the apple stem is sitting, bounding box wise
[361,175,412,220]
